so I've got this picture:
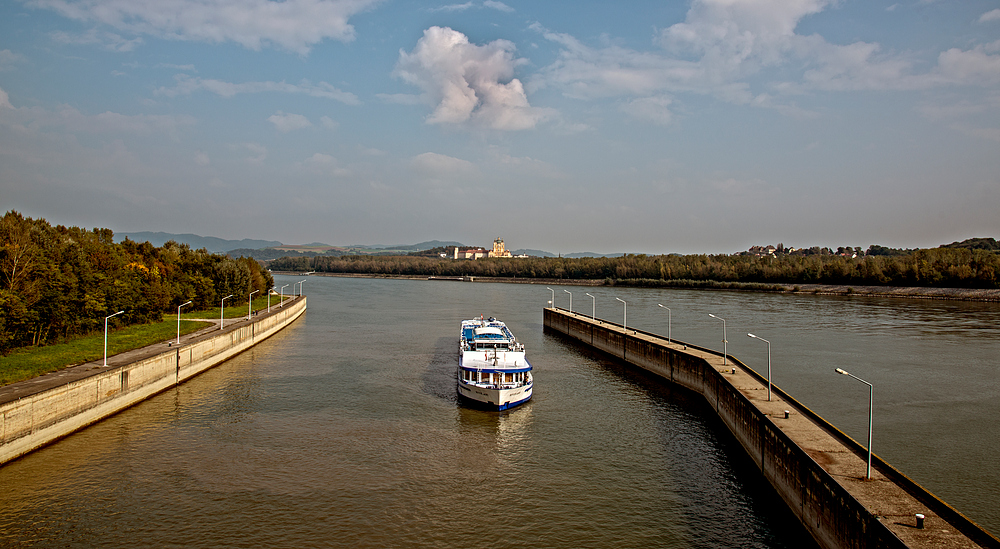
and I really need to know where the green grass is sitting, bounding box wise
[180,295,290,320]
[0,295,294,387]
[0,318,210,386]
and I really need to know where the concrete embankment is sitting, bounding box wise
[544,307,998,549]
[0,297,307,466]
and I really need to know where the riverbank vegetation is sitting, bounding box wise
[0,211,273,356]
[269,243,1000,290]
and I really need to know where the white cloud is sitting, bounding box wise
[0,91,196,134]
[50,29,143,52]
[232,142,267,164]
[936,42,1000,85]
[304,153,351,176]
[659,0,829,71]
[979,9,1000,23]
[395,26,553,130]
[410,152,477,178]
[483,1,513,13]
[195,151,210,165]
[0,50,25,71]
[376,93,423,105]
[157,63,196,71]
[430,2,473,11]
[27,0,380,54]
[533,0,1000,107]
[320,116,339,130]
[268,112,312,133]
[155,75,359,104]
[620,95,674,125]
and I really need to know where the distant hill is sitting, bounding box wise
[119,232,282,253]
[940,237,1000,251]
[372,240,464,251]
[565,252,625,258]
[513,249,554,257]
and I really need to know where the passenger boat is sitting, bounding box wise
[457,317,533,410]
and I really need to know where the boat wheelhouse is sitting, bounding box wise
[457,317,532,411]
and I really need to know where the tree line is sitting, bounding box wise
[0,211,273,355]
[269,245,1000,289]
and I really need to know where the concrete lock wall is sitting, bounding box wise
[542,307,998,549]
[0,297,307,466]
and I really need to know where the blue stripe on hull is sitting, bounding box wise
[456,388,532,411]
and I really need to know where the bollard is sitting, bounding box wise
[784,410,790,419]
[916,514,925,529]
[731,368,736,374]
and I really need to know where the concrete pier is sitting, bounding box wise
[544,307,998,549]
[0,296,307,466]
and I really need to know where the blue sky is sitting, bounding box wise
[1,0,998,254]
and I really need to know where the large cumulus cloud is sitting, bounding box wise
[395,26,551,130]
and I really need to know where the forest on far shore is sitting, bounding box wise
[0,211,273,355]
[268,240,1000,290]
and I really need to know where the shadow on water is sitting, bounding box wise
[543,328,819,549]
[424,335,460,404]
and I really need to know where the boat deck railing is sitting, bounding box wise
[461,380,531,390]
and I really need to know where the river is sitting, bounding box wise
[1,275,996,546]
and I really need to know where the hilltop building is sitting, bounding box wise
[488,237,512,258]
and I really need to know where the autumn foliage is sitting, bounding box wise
[0,211,273,355]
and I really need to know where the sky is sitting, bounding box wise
[1,0,999,255]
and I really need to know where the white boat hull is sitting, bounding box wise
[457,377,532,411]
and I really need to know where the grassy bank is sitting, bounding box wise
[0,318,210,386]
[1,295,294,387]
[1,295,292,386]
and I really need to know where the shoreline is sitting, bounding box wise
[271,272,1000,302]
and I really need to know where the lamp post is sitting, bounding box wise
[585,293,595,320]
[176,300,192,345]
[616,297,627,332]
[709,313,727,366]
[104,310,125,367]
[220,294,233,330]
[248,289,259,320]
[546,287,554,309]
[564,289,573,313]
[267,287,274,312]
[836,367,874,480]
[279,284,289,307]
[747,333,771,401]
[297,279,306,296]
[657,304,671,344]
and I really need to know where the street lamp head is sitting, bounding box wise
[586,293,594,298]
[546,287,553,291]
[658,303,666,309]
[181,300,192,307]
[564,289,571,294]
[835,368,849,375]
[616,297,626,303]
[709,313,717,319]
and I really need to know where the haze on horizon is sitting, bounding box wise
[1,0,998,255]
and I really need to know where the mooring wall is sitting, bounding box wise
[0,297,307,465]
[544,307,997,549]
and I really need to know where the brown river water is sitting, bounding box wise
[1,275,997,547]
